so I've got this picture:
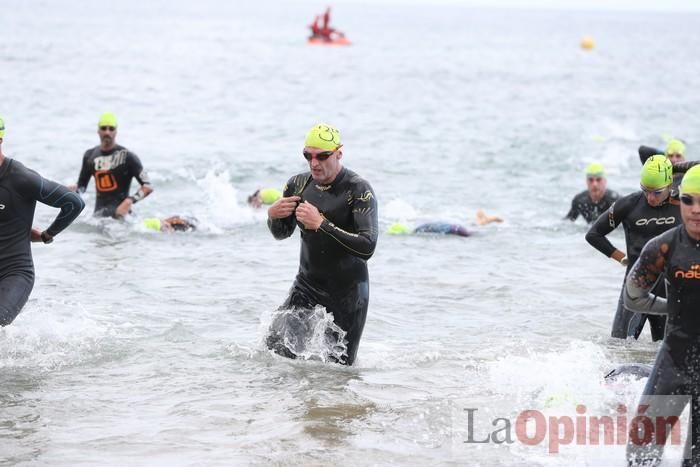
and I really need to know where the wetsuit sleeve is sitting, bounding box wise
[623,236,668,315]
[585,196,633,257]
[128,152,151,186]
[267,176,300,240]
[564,196,579,221]
[638,145,662,165]
[16,167,85,237]
[672,160,700,175]
[76,150,92,193]
[318,183,378,259]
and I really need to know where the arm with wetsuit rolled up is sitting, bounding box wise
[267,175,307,240]
[115,152,153,219]
[623,236,668,315]
[585,197,633,266]
[15,168,86,243]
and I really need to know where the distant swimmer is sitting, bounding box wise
[623,166,700,466]
[387,210,503,237]
[603,363,652,381]
[586,156,680,341]
[266,123,378,366]
[247,188,282,208]
[0,116,85,326]
[142,216,198,233]
[564,163,619,223]
[69,113,153,219]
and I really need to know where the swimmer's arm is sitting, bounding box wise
[564,197,579,221]
[623,239,668,315]
[585,198,630,263]
[319,186,378,259]
[21,169,85,237]
[638,145,662,165]
[672,160,700,175]
[74,151,92,193]
[268,178,303,240]
[127,152,153,202]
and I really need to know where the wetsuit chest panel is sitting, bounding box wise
[623,197,680,262]
[575,191,617,223]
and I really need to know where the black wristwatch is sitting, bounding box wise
[40,231,54,244]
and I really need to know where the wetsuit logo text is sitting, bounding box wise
[0,204,4,210]
[674,264,700,280]
[635,217,676,226]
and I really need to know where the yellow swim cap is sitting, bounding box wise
[0,116,5,139]
[304,123,341,151]
[98,112,118,128]
[387,223,411,235]
[259,188,282,205]
[143,218,162,231]
[680,166,700,195]
[585,162,606,177]
[640,155,673,190]
[665,139,686,157]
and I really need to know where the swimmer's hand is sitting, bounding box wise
[115,198,133,219]
[30,228,43,243]
[295,201,323,230]
[268,196,301,219]
[611,249,628,267]
[475,209,504,225]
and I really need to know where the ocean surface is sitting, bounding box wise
[1,1,698,465]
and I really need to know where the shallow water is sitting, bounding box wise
[1,1,697,465]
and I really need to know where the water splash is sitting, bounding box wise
[262,306,348,364]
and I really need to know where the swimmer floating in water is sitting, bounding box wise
[247,188,282,208]
[386,210,503,237]
[142,216,198,233]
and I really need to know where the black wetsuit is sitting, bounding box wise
[76,145,150,218]
[414,223,470,237]
[565,189,620,223]
[0,158,85,326]
[586,191,680,340]
[624,226,700,466]
[267,167,378,366]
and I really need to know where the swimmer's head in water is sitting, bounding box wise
[97,112,118,129]
[387,223,411,235]
[585,162,606,178]
[665,138,686,159]
[640,155,673,190]
[680,166,700,195]
[304,123,342,151]
[260,188,282,205]
[143,218,162,231]
[0,116,5,139]
[166,215,198,232]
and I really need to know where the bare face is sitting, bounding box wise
[586,175,607,199]
[98,125,117,149]
[641,186,670,207]
[667,153,685,165]
[303,146,343,184]
[680,193,700,240]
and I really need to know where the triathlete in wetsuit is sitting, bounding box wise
[624,165,700,466]
[73,112,153,218]
[586,156,680,341]
[565,162,619,223]
[266,123,378,366]
[0,117,85,326]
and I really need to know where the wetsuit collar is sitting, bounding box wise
[314,166,346,191]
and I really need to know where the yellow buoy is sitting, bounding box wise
[580,36,595,50]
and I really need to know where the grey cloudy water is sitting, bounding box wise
[1,0,698,465]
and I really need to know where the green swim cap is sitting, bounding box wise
[98,112,118,128]
[680,166,700,195]
[585,162,606,177]
[665,139,686,156]
[0,116,4,139]
[304,123,341,151]
[259,188,282,205]
[640,155,673,190]
[387,223,411,235]
[143,218,162,231]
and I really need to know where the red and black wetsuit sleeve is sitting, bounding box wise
[14,162,85,236]
[585,193,636,258]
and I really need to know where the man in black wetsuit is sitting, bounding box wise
[586,155,680,341]
[70,112,153,218]
[565,162,619,223]
[0,116,85,326]
[266,123,378,366]
[624,165,700,466]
